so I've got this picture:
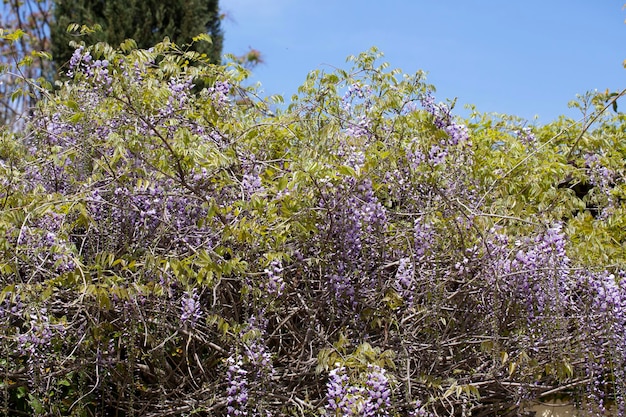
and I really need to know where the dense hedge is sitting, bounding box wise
[1,39,626,416]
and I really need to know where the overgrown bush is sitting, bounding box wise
[1,37,626,416]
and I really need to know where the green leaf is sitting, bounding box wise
[192,33,213,44]
[0,285,15,302]
[120,38,138,52]
[66,23,80,33]
[68,112,85,123]
[508,361,517,377]
[4,29,25,42]
[31,50,52,61]
[10,88,24,102]
[337,165,356,177]
[28,394,44,413]
[58,378,71,387]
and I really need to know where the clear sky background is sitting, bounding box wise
[221,1,625,123]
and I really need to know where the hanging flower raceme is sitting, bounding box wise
[225,355,249,417]
[180,289,202,326]
[325,365,391,417]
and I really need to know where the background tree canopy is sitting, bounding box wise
[51,0,223,68]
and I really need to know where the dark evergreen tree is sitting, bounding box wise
[51,0,223,69]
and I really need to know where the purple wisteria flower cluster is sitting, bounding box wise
[226,355,249,417]
[413,220,434,259]
[317,176,387,310]
[517,126,536,146]
[326,366,359,416]
[17,307,65,357]
[394,257,415,304]
[85,180,216,255]
[421,94,469,144]
[223,316,275,416]
[474,222,626,414]
[409,93,471,167]
[325,365,391,417]
[484,224,570,323]
[584,152,618,216]
[262,259,285,298]
[15,211,76,277]
[67,45,113,88]
[209,80,231,109]
[67,45,90,78]
[241,315,275,379]
[180,288,202,326]
[241,156,265,199]
[342,83,374,138]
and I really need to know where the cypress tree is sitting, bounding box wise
[51,0,223,68]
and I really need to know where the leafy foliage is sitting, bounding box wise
[1,38,626,417]
[51,0,223,69]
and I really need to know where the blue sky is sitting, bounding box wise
[221,1,625,122]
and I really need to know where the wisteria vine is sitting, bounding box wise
[0,43,624,417]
